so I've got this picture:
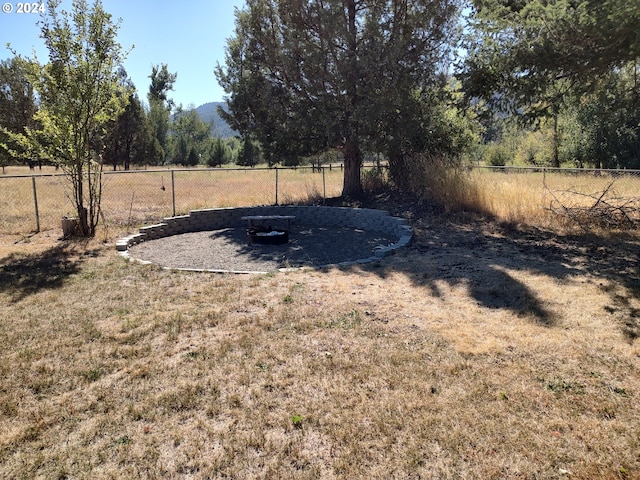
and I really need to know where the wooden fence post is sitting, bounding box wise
[31,176,40,233]
[275,167,279,205]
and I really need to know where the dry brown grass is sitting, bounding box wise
[1,166,640,478]
[1,202,640,478]
[468,169,640,230]
[3,165,639,237]
[0,166,345,236]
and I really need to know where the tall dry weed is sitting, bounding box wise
[406,161,627,230]
[398,153,485,214]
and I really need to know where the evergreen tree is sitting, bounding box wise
[216,0,461,196]
[103,70,149,170]
[206,137,227,167]
[461,0,640,168]
[238,136,259,167]
[186,147,199,167]
[147,64,176,164]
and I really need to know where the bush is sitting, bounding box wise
[484,143,510,166]
[361,167,388,192]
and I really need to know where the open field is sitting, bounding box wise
[1,183,640,477]
[1,167,640,477]
[0,166,346,236]
[3,164,639,237]
[468,168,640,229]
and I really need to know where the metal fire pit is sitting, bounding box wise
[247,228,289,245]
[242,215,295,245]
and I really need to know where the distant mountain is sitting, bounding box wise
[194,102,238,138]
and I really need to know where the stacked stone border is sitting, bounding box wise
[117,206,413,273]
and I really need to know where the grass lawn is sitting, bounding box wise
[1,194,639,478]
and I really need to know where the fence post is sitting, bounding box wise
[31,176,40,233]
[171,169,176,217]
[275,166,279,205]
[322,167,326,204]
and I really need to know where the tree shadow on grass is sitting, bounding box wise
[204,215,562,326]
[352,214,640,335]
[0,244,93,303]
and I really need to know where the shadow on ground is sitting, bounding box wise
[199,199,639,338]
[347,212,640,338]
[210,226,396,269]
[0,243,98,303]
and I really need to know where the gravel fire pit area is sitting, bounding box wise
[117,206,413,273]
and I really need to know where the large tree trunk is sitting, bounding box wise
[341,0,362,198]
[342,135,362,197]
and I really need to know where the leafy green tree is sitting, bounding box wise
[382,78,483,188]
[575,65,640,169]
[216,0,461,196]
[169,107,211,165]
[0,57,39,171]
[103,69,150,170]
[4,0,128,236]
[147,64,176,163]
[461,0,640,167]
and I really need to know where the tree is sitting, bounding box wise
[147,64,176,163]
[575,64,640,169]
[5,0,128,236]
[0,57,38,171]
[463,0,640,99]
[461,0,640,166]
[206,137,228,167]
[237,136,260,167]
[169,107,211,165]
[103,69,150,170]
[186,147,199,167]
[216,0,461,197]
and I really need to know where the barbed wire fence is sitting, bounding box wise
[1,164,639,237]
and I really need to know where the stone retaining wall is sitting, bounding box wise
[117,206,413,265]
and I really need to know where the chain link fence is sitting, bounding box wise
[0,165,352,236]
[2,164,639,236]
[470,166,640,228]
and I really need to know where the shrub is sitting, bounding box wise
[361,167,388,193]
[484,143,511,166]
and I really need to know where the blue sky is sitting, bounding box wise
[0,0,245,108]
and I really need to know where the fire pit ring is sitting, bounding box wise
[117,206,414,273]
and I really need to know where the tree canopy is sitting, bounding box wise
[216,0,462,196]
[170,107,212,165]
[0,57,38,169]
[147,63,177,164]
[461,0,640,114]
[5,0,129,236]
